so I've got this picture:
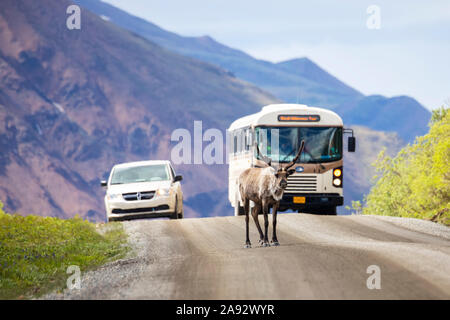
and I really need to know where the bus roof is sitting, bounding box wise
[228,104,343,131]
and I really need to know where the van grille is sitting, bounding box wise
[112,205,169,214]
[122,191,155,201]
[285,174,317,193]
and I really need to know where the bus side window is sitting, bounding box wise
[244,129,251,152]
[244,130,248,152]
[236,129,243,154]
[239,129,244,153]
[233,132,238,154]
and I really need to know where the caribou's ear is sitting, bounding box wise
[287,169,296,175]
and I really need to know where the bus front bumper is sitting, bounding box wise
[280,193,343,210]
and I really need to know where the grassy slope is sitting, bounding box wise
[0,202,128,299]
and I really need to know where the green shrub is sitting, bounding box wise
[360,106,449,225]
[0,203,128,299]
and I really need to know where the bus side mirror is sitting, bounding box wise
[174,175,183,182]
[100,180,107,187]
[348,136,356,152]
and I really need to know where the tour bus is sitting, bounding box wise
[228,104,355,215]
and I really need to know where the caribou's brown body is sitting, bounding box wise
[238,141,305,248]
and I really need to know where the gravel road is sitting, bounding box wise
[45,214,450,299]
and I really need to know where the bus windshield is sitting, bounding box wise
[255,126,342,163]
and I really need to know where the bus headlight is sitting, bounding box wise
[332,167,343,187]
[333,178,342,187]
[333,168,342,177]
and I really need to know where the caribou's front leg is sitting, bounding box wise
[243,198,251,248]
[262,200,270,247]
[271,202,280,246]
[251,202,264,245]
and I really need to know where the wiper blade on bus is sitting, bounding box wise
[280,148,299,163]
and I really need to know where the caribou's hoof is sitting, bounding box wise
[260,241,270,247]
[271,241,280,246]
[258,239,264,246]
[244,243,252,249]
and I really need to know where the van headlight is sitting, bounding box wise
[107,193,121,200]
[156,188,170,196]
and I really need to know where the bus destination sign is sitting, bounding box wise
[277,115,321,122]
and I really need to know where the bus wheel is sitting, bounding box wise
[234,193,245,216]
[234,204,245,216]
[322,206,337,215]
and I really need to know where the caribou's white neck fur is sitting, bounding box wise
[258,167,285,201]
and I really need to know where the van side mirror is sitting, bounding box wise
[174,175,183,182]
[348,136,356,152]
[100,180,107,187]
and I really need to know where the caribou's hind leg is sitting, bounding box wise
[271,202,280,246]
[243,198,251,248]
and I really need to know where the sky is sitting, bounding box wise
[103,0,450,111]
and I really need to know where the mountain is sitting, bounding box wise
[0,0,426,220]
[0,0,277,220]
[73,0,430,143]
[73,0,363,108]
[338,95,431,142]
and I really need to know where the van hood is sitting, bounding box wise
[107,181,171,194]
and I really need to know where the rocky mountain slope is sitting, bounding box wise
[0,0,277,220]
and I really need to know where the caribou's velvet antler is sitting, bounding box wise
[255,143,272,167]
[284,140,305,169]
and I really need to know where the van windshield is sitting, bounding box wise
[110,164,170,185]
[255,126,342,163]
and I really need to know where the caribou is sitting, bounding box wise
[238,140,305,248]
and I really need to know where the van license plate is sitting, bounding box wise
[293,196,306,204]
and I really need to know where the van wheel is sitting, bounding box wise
[170,198,179,219]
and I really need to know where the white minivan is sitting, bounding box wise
[101,160,183,222]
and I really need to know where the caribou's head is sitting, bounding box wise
[274,167,293,189]
[256,140,305,190]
